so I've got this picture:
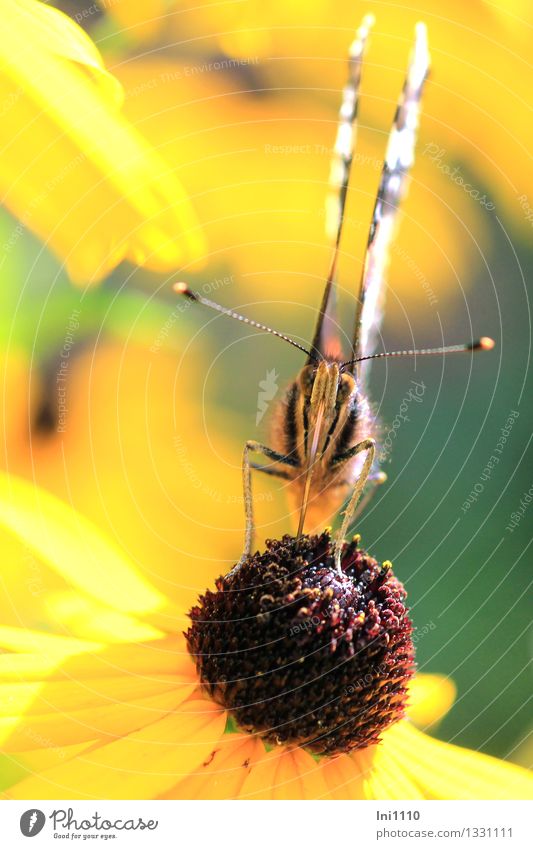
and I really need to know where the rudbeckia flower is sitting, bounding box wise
[0,0,205,283]
[0,472,531,800]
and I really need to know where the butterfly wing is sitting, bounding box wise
[308,14,373,364]
[350,23,430,367]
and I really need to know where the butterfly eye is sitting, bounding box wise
[337,373,355,405]
[299,365,316,397]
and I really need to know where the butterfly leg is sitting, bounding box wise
[250,463,291,479]
[238,440,298,567]
[351,470,387,523]
[332,438,376,572]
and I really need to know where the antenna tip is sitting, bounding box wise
[478,336,495,351]
[173,282,195,299]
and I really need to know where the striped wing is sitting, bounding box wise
[351,23,430,365]
[308,14,373,364]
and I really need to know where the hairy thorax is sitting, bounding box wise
[269,361,375,532]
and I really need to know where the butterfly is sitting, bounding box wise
[175,15,493,569]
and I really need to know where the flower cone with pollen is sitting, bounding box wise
[0,472,532,800]
[187,532,414,755]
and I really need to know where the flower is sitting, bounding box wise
[159,0,531,239]
[1,341,272,626]
[116,56,487,317]
[98,0,168,44]
[0,0,205,283]
[0,472,531,800]
[187,532,415,755]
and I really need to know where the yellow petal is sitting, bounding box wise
[0,655,77,681]
[7,698,226,799]
[9,0,123,105]
[0,687,192,751]
[104,0,168,42]
[273,747,330,800]
[386,721,533,800]
[237,748,283,800]
[14,741,94,777]
[163,734,262,800]
[10,344,274,616]
[321,741,425,800]
[320,753,367,800]
[408,674,457,728]
[0,639,198,751]
[271,749,305,800]
[0,471,166,616]
[361,744,425,800]
[0,672,192,716]
[0,626,99,656]
[45,591,163,644]
[0,2,205,283]
[237,746,330,800]
[0,635,193,682]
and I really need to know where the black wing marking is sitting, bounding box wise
[350,22,430,368]
[308,13,374,363]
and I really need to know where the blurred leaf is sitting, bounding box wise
[0,207,189,357]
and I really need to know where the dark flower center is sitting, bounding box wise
[186,531,414,756]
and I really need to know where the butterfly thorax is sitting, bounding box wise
[269,360,374,531]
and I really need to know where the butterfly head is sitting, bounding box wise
[298,359,358,429]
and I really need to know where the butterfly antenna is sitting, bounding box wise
[308,13,374,364]
[351,22,430,368]
[174,283,317,360]
[342,337,495,370]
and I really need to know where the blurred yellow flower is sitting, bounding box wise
[159,0,531,239]
[0,473,531,800]
[0,341,283,627]
[0,349,39,460]
[0,0,206,283]
[117,59,486,316]
[102,0,168,42]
